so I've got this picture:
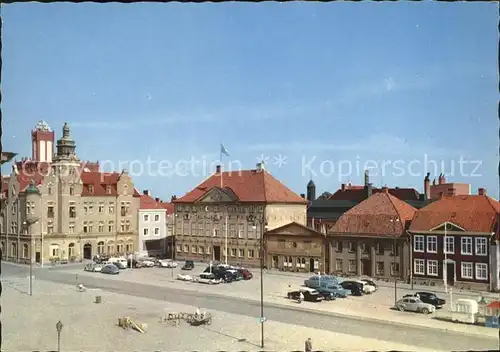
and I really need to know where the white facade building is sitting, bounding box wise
[137,191,170,257]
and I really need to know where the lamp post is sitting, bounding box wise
[1,151,17,261]
[56,320,63,352]
[250,214,267,349]
[24,216,39,296]
[390,218,400,305]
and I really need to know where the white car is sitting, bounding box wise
[355,280,376,294]
[84,263,102,272]
[197,273,222,285]
[177,274,193,281]
[140,259,155,267]
[159,260,178,268]
[396,297,436,314]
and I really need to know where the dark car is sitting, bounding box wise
[203,267,233,282]
[127,259,144,268]
[181,260,195,270]
[225,269,243,281]
[101,264,120,275]
[339,281,363,296]
[287,288,324,302]
[317,290,336,301]
[404,292,446,308]
[238,268,253,280]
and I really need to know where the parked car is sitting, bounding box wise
[403,292,446,308]
[360,279,378,291]
[339,281,364,296]
[203,267,234,282]
[317,283,350,298]
[139,259,155,267]
[159,260,178,268]
[304,275,338,289]
[111,261,128,269]
[101,264,120,275]
[287,288,324,302]
[197,272,222,284]
[182,260,195,270]
[354,280,376,294]
[317,290,336,301]
[225,269,243,281]
[84,263,102,272]
[177,274,193,281]
[395,297,436,314]
[238,268,253,280]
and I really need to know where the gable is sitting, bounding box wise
[266,222,323,238]
[196,187,239,203]
[429,222,466,232]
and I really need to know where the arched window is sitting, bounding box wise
[11,243,17,257]
[97,241,105,254]
[23,244,29,258]
[107,241,114,254]
[125,241,133,253]
[68,243,75,257]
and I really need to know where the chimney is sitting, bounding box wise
[367,183,373,197]
[441,174,446,184]
[143,190,149,196]
[300,193,306,199]
[256,162,265,171]
[155,197,160,202]
[424,173,430,200]
[341,183,346,191]
[478,188,486,196]
[171,195,177,202]
[215,165,221,173]
[432,178,436,186]
[382,186,389,194]
[364,170,369,187]
[438,174,444,185]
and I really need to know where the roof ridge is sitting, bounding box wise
[261,170,269,203]
[385,192,416,221]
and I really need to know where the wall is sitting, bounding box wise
[265,204,307,229]
[138,209,167,255]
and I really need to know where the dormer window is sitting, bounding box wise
[89,185,94,194]
[106,185,112,194]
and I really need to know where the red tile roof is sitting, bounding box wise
[329,186,420,201]
[15,161,50,191]
[140,194,174,214]
[331,190,417,237]
[409,195,499,233]
[487,301,500,310]
[174,169,307,204]
[80,171,120,196]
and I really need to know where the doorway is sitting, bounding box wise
[213,246,221,261]
[272,256,278,269]
[446,262,455,285]
[309,258,315,272]
[361,259,371,276]
[83,244,92,259]
[35,251,41,263]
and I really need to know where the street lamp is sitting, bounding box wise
[1,151,17,260]
[390,218,400,305]
[23,216,40,296]
[249,214,267,349]
[56,320,63,352]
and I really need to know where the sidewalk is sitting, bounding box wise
[68,268,497,338]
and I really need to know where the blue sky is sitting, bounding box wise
[2,2,498,200]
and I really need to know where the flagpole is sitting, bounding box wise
[444,222,448,293]
[224,215,228,265]
[220,142,223,188]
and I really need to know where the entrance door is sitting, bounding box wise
[272,256,278,269]
[83,244,92,259]
[446,262,455,285]
[361,259,371,276]
[35,252,41,263]
[213,246,221,261]
[309,258,315,272]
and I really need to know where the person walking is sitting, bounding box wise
[305,337,312,352]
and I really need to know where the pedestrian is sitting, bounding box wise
[305,337,312,352]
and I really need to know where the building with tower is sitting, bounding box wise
[0,121,140,264]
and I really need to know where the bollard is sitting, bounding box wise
[95,296,102,304]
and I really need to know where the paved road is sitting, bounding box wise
[2,263,498,350]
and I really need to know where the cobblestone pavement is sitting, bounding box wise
[2,280,446,352]
[50,264,499,338]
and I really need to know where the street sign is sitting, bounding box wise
[259,316,267,323]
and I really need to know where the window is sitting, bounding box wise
[47,223,54,234]
[48,186,52,195]
[120,221,125,232]
[68,243,75,257]
[335,240,343,252]
[183,244,189,253]
[176,244,182,252]
[11,243,17,257]
[336,259,343,271]
[414,235,424,252]
[191,245,197,254]
[69,186,75,196]
[414,259,425,275]
[376,243,384,255]
[50,245,59,257]
[445,237,455,254]
[106,185,112,194]
[88,222,93,233]
[231,248,237,257]
[98,222,104,233]
[391,243,399,256]
[475,263,488,280]
[248,249,254,258]
[23,244,29,258]
[426,236,437,253]
[238,248,244,258]
[391,263,400,276]
[97,242,105,254]
[461,262,473,279]
[213,229,219,237]
[461,237,473,255]
[125,220,130,232]
[376,262,384,275]
[69,223,75,233]
[143,228,149,236]
[126,243,133,252]
[98,204,104,213]
[88,185,94,194]
[154,214,160,222]
[475,237,487,256]
[238,224,244,238]
[143,215,149,222]
[108,203,114,214]
[69,205,76,218]
[427,260,438,276]
[121,203,127,216]
[348,241,356,253]
[362,243,369,254]
[348,260,356,272]
[83,222,88,233]
[108,221,114,233]
[47,206,54,218]
[154,228,160,235]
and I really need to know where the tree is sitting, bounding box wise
[317,192,332,200]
